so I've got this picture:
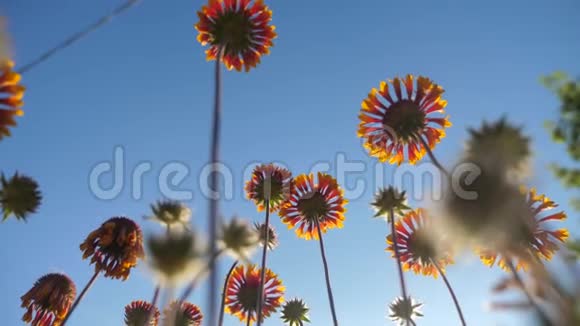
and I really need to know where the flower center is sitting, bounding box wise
[255,176,284,202]
[407,231,437,265]
[297,192,329,221]
[213,11,253,53]
[238,283,259,312]
[382,100,426,142]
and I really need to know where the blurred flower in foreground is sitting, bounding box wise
[0,172,41,222]
[465,118,531,177]
[124,300,159,326]
[195,0,277,72]
[224,264,284,324]
[218,217,260,261]
[147,231,204,286]
[80,217,145,280]
[281,298,310,326]
[478,187,568,271]
[358,74,450,165]
[279,173,347,240]
[163,301,203,326]
[1,59,25,140]
[254,222,279,250]
[371,186,410,221]
[388,296,423,326]
[246,163,293,212]
[21,273,76,326]
[145,199,191,230]
[386,208,453,278]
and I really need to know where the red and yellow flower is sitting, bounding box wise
[124,300,159,326]
[246,163,292,212]
[479,188,569,271]
[163,301,203,326]
[386,208,453,278]
[358,75,450,165]
[80,217,145,280]
[0,59,24,140]
[195,0,277,72]
[20,273,76,326]
[224,264,284,324]
[279,173,347,240]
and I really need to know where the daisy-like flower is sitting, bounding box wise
[195,0,277,72]
[246,163,292,212]
[145,199,191,230]
[371,186,410,220]
[218,217,260,261]
[80,217,145,280]
[478,188,569,271]
[0,59,25,140]
[21,273,76,326]
[163,301,203,326]
[279,173,348,240]
[358,75,451,165]
[224,264,284,324]
[124,301,159,326]
[388,296,424,326]
[254,222,278,250]
[0,172,42,222]
[280,298,310,326]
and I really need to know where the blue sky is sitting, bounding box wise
[1,0,579,325]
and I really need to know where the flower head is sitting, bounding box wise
[147,231,204,285]
[388,296,423,326]
[386,209,453,278]
[279,173,347,240]
[254,222,278,250]
[124,301,159,326]
[218,217,260,261]
[20,273,76,326]
[371,186,410,220]
[195,0,277,72]
[80,217,145,280]
[0,59,24,140]
[280,298,310,326]
[358,75,450,165]
[145,200,191,230]
[0,172,42,222]
[245,163,292,212]
[478,188,569,271]
[162,301,203,326]
[225,264,284,324]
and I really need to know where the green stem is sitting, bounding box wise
[246,313,252,326]
[389,208,408,300]
[219,261,239,326]
[62,270,100,325]
[180,249,224,303]
[315,218,339,326]
[506,260,552,326]
[256,199,271,326]
[144,286,161,326]
[417,135,449,177]
[432,260,466,326]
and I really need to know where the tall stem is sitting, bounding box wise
[181,249,224,303]
[256,199,271,326]
[62,270,100,325]
[417,135,449,177]
[246,313,252,326]
[506,260,552,326]
[315,218,339,326]
[144,286,161,326]
[389,208,408,300]
[432,260,466,326]
[219,261,239,326]
[207,47,224,326]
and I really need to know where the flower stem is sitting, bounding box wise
[62,270,100,325]
[181,249,224,303]
[315,218,339,326]
[389,208,408,300]
[247,314,252,326]
[506,260,552,326]
[417,135,449,177]
[256,199,271,326]
[207,46,224,326]
[432,260,466,326]
[144,286,161,326]
[219,261,239,326]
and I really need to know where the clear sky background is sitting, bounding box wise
[1,0,579,325]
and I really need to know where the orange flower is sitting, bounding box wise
[358,75,451,165]
[195,0,277,72]
[245,163,292,212]
[279,173,347,240]
[80,217,145,280]
[124,300,159,326]
[163,301,203,326]
[0,59,24,140]
[479,188,569,271]
[224,264,284,324]
[20,273,76,326]
[387,209,453,278]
